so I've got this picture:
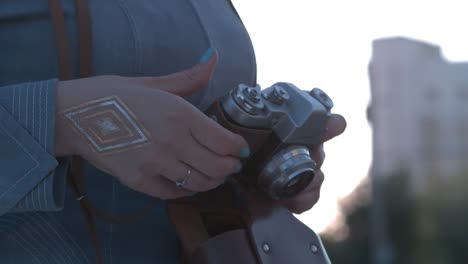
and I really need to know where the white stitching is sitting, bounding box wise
[0,125,39,199]
[25,83,30,129]
[18,84,22,124]
[12,85,16,117]
[33,83,41,211]
[43,213,89,263]
[15,198,23,209]
[45,81,49,148]
[32,84,36,138]
[29,174,37,210]
[7,216,58,263]
[36,179,41,211]
[34,213,81,264]
[48,214,92,264]
[38,82,42,147]
[35,180,40,211]
[7,233,43,264]
[0,218,51,264]
[42,172,48,210]
[11,215,67,264]
[0,224,44,264]
[31,186,37,211]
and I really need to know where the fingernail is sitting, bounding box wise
[240,147,250,158]
[236,164,242,173]
[199,47,216,63]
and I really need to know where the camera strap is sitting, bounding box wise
[48,1,158,263]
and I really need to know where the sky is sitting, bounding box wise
[233,0,468,233]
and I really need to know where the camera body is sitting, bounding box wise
[205,82,333,200]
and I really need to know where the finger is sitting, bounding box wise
[281,170,324,213]
[139,48,218,96]
[144,175,195,199]
[309,144,325,169]
[125,170,193,199]
[168,161,224,192]
[151,152,222,192]
[322,114,347,142]
[294,169,324,196]
[309,169,325,192]
[189,113,249,158]
[286,190,321,214]
[179,137,242,181]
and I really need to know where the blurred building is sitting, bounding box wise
[368,37,468,190]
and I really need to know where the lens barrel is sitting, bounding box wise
[258,145,316,200]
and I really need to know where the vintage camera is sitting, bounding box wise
[205,82,333,200]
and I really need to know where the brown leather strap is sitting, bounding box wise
[189,230,258,264]
[168,185,331,264]
[48,0,73,80]
[75,0,93,78]
[70,0,159,223]
[167,201,210,256]
[167,183,258,263]
[48,1,158,263]
[48,1,104,262]
[69,153,105,263]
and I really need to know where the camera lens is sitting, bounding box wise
[258,145,316,200]
[282,169,315,197]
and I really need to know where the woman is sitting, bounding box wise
[0,0,346,263]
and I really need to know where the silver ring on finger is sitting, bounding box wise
[175,168,192,189]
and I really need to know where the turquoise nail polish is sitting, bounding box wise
[236,164,242,173]
[199,47,215,63]
[240,147,250,158]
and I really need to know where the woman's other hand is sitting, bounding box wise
[282,114,347,214]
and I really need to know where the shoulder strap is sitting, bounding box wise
[49,0,92,79]
[47,1,158,263]
[48,0,74,80]
[48,2,104,263]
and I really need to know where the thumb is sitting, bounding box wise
[143,48,218,96]
[321,114,347,142]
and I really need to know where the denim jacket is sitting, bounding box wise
[0,0,256,262]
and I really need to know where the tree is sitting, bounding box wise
[322,171,468,264]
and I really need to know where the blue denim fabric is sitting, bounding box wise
[0,0,256,263]
[0,80,67,214]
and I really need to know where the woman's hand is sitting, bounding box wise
[282,114,347,214]
[55,49,249,199]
